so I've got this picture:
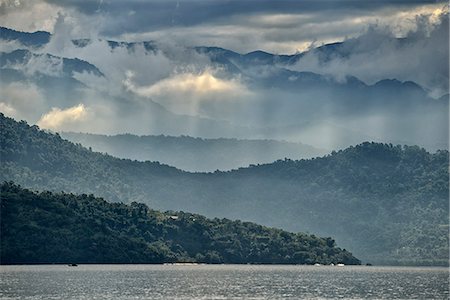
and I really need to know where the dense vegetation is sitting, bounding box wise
[0,114,448,265]
[61,132,324,172]
[0,183,359,265]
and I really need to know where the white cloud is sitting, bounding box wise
[126,70,242,96]
[22,53,63,76]
[0,0,62,32]
[289,11,449,96]
[0,39,23,52]
[124,69,253,116]
[37,103,89,131]
[38,17,182,98]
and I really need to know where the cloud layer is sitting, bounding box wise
[0,0,446,53]
[0,0,447,151]
[290,10,449,96]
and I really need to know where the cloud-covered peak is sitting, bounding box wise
[0,0,447,53]
[289,11,449,97]
[0,1,447,151]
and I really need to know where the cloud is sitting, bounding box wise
[38,14,200,98]
[4,52,64,77]
[0,39,24,52]
[126,70,241,96]
[45,1,448,54]
[2,0,446,54]
[0,82,47,121]
[34,13,246,118]
[0,0,62,32]
[37,103,88,130]
[0,102,17,117]
[42,0,446,32]
[289,10,449,96]
[1,1,447,151]
[33,101,115,134]
[124,69,252,116]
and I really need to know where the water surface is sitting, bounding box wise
[0,264,448,299]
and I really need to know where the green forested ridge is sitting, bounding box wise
[0,182,360,265]
[0,113,448,265]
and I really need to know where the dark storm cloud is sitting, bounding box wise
[1,0,447,53]
[43,0,446,36]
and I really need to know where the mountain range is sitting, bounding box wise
[1,26,448,150]
[1,113,448,265]
[1,24,448,266]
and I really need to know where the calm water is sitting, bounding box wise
[0,264,448,299]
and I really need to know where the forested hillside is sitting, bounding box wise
[0,183,360,265]
[1,114,448,265]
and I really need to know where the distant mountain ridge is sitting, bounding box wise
[61,132,326,172]
[0,26,447,151]
[1,114,448,265]
[0,26,158,53]
[0,49,104,78]
[0,27,50,48]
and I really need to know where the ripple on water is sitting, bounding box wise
[0,265,448,299]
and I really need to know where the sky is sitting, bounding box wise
[0,0,448,151]
[0,0,447,53]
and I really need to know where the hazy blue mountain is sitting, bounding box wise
[0,27,374,65]
[61,132,326,172]
[0,49,103,77]
[0,48,255,139]
[194,45,448,152]
[0,49,103,110]
[1,26,447,150]
[0,27,50,48]
[1,114,448,265]
[196,47,298,67]
[196,47,447,150]
[75,39,158,52]
[1,26,157,53]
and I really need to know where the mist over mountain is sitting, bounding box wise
[1,4,449,299]
[0,27,50,49]
[61,132,325,172]
[0,10,448,151]
[2,114,448,265]
[0,2,448,266]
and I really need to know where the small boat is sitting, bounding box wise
[336,263,345,267]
